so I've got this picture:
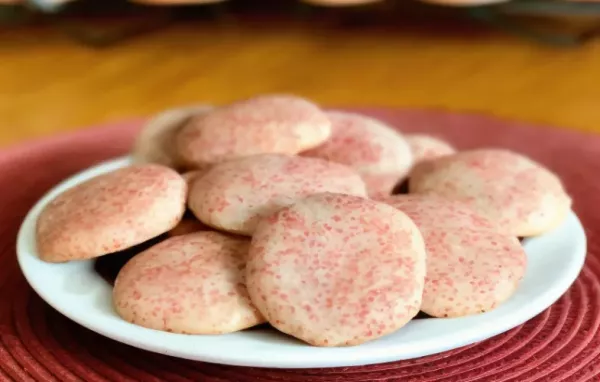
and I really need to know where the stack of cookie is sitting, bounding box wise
[35,94,571,347]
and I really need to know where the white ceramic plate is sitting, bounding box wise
[17,156,587,369]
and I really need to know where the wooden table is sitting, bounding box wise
[2,17,600,147]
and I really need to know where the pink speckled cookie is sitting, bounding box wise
[132,105,211,169]
[379,195,527,318]
[36,164,187,263]
[421,229,526,317]
[188,154,367,235]
[376,194,498,232]
[302,111,413,197]
[410,149,572,237]
[176,95,331,167]
[113,231,265,334]
[246,193,427,346]
[405,134,456,163]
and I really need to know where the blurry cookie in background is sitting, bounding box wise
[132,105,211,170]
[405,134,456,164]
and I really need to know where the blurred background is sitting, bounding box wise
[1,0,600,147]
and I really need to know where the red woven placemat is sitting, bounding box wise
[1,108,599,382]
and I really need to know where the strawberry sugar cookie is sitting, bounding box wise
[379,195,527,318]
[421,229,526,317]
[176,95,331,167]
[36,164,187,263]
[246,193,427,346]
[188,154,367,235]
[301,111,413,197]
[410,149,572,237]
[132,105,211,169]
[375,194,498,232]
[114,231,264,334]
[405,134,456,164]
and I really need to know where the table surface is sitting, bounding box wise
[2,15,600,147]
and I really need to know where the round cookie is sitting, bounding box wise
[405,134,456,164]
[132,105,211,169]
[114,231,264,334]
[36,164,187,263]
[188,154,367,235]
[302,111,413,197]
[176,95,331,167]
[376,194,497,232]
[181,169,210,185]
[421,229,526,317]
[246,193,427,347]
[379,195,527,318]
[409,149,572,237]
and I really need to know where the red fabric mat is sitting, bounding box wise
[1,108,600,381]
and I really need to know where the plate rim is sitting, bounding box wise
[16,156,588,369]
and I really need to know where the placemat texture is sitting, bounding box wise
[1,108,599,382]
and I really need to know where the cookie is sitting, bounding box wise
[36,164,187,263]
[379,195,527,318]
[113,231,265,334]
[375,194,497,232]
[132,105,211,169]
[302,111,413,197]
[410,149,572,236]
[246,193,426,346]
[188,154,367,235]
[176,95,331,167]
[421,229,526,317]
[405,134,456,163]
